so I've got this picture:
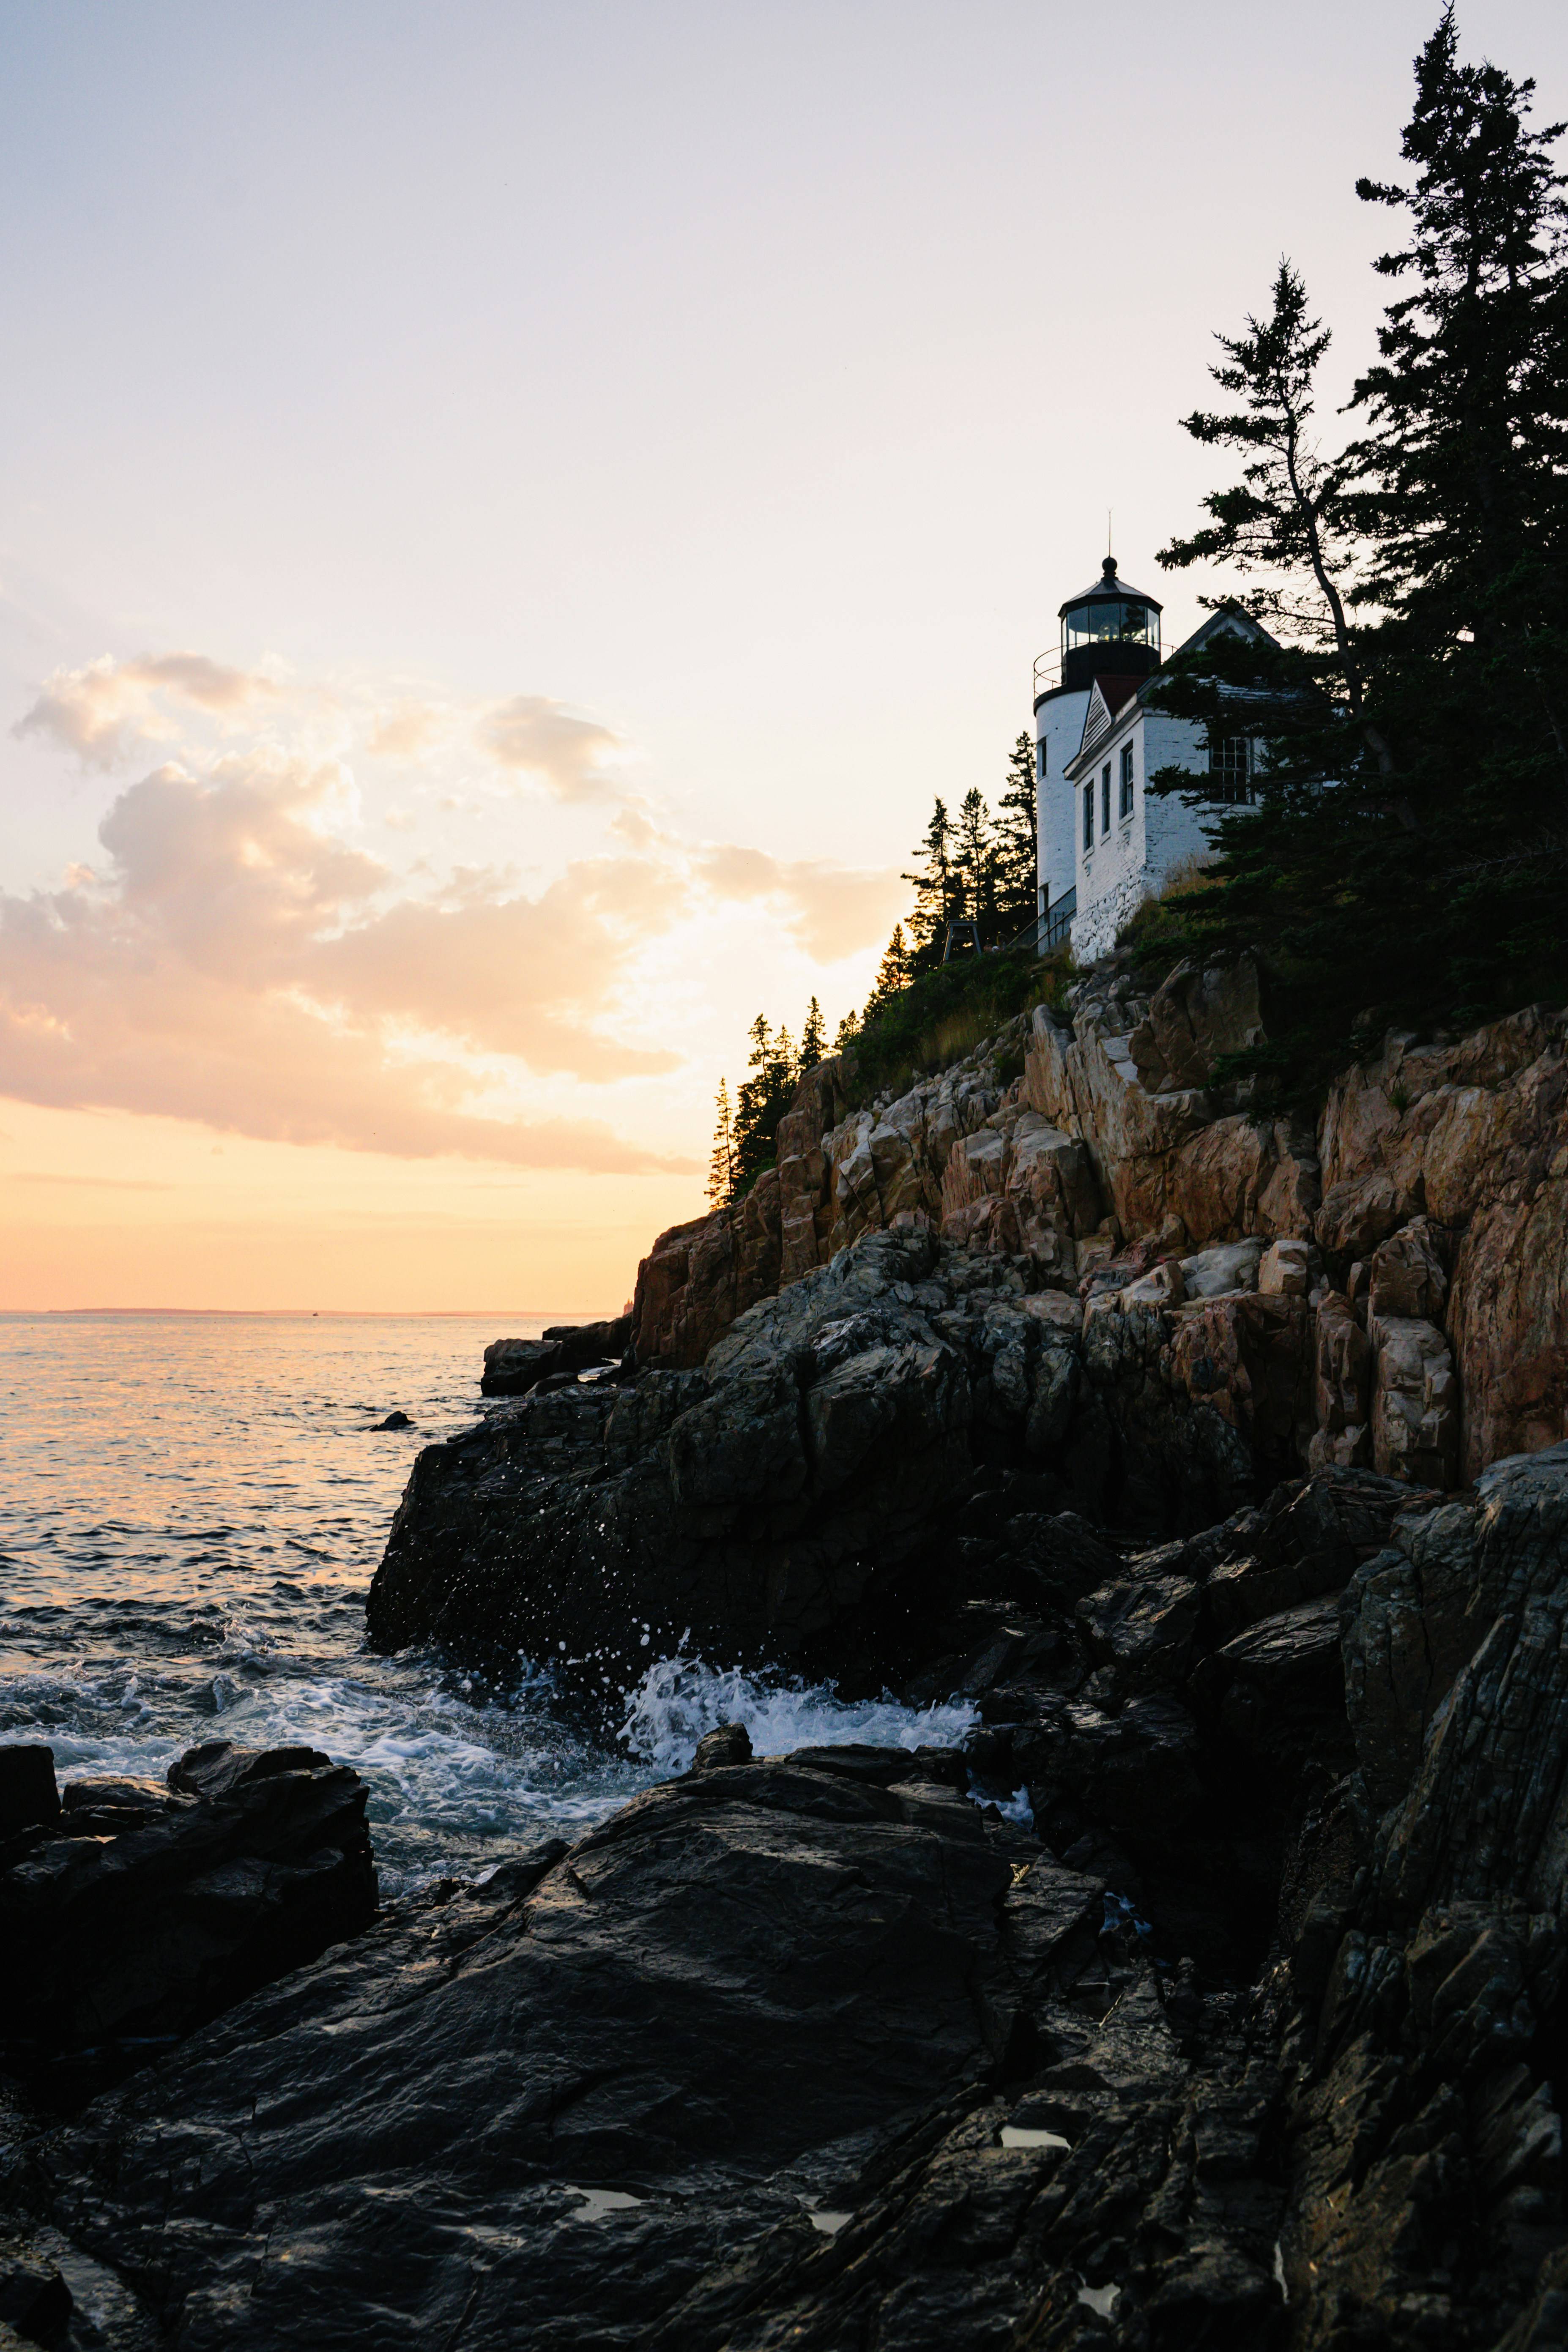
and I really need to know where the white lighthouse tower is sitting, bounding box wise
[1033,555,1163,942]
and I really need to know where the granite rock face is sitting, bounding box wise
[1317,1009,1568,1476]
[366,1226,1275,1687]
[626,983,1566,1491]
[630,1173,784,1370]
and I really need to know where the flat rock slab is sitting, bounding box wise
[38,1760,1018,2347]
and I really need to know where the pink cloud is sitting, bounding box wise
[698,844,906,959]
[475,695,623,800]
[0,751,695,1172]
[15,653,276,768]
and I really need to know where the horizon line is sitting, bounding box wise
[0,1305,618,1321]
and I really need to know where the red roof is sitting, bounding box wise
[1092,674,1144,715]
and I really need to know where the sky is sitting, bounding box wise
[1,0,1563,1312]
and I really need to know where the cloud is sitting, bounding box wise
[3,643,915,1180]
[309,858,687,1076]
[0,750,694,1173]
[15,653,276,768]
[476,695,623,800]
[698,844,907,960]
[368,701,451,761]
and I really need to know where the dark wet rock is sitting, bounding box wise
[14,1452,1568,2346]
[481,1315,633,1396]
[0,1742,375,2082]
[1272,1444,1568,2347]
[1190,1593,1349,1767]
[763,1741,968,1791]
[367,1228,1260,1695]
[0,1753,58,1844]
[371,1409,412,1430]
[24,1757,1043,2346]
[1014,1690,1205,1842]
[478,1335,559,1393]
[0,2261,70,2347]
[690,1722,752,1770]
[903,1600,1067,1707]
[1076,1568,1200,1693]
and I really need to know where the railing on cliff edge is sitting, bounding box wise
[939,892,1075,965]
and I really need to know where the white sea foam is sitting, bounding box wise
[618,1654,978,1778]
[1,1310,990,1890]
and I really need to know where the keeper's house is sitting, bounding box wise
[1033,556,1276,962]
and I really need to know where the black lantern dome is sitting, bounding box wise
[1058,555,1162,692]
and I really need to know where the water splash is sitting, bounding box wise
[0,1313,984,1894]
[618,1654,977,1778]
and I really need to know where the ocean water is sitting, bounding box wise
[0,1314,975,1893]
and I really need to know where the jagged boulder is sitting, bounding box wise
[1277,1444,1568,2344]
[367,1227,1271,1689]
[481,1315,632,1395]
[0,1742,375,2068]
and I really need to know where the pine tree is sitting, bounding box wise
[952,788,995,936]
[992,734,1039,936]
[834,1008,861,1052]
[901,799,958,971]
[1349,7,1568,796]
[1145,11,1568,1090]
[769,1025,797,1101]
[1154,256,1402,813]
[706,1078,734,1208]
[861,924,913,1027]
[730,1016,799,1197]
[799,996,826,1070]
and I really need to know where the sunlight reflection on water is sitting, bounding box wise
[0,1313,974,1892]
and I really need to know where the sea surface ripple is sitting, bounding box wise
[0,1313,974,1892]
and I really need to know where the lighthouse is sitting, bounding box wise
[1031,555,1280,962]
[1033,554,1163,939]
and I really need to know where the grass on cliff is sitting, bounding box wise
[841,948,1073,1108]
[1115,856,1225,974]
[1116,830,1568,1118]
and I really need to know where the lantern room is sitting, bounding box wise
[1058,555,1162,692]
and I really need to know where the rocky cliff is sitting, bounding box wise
[632,963,1567,1488]
[364,968,1564,1687]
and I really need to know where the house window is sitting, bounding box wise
[1100,763,1111,834]
[1083,782,1094,853]
[1208,737,1256,803]
[1119,741,1134,818]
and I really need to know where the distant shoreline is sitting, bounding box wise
[0,1307,611,1321]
